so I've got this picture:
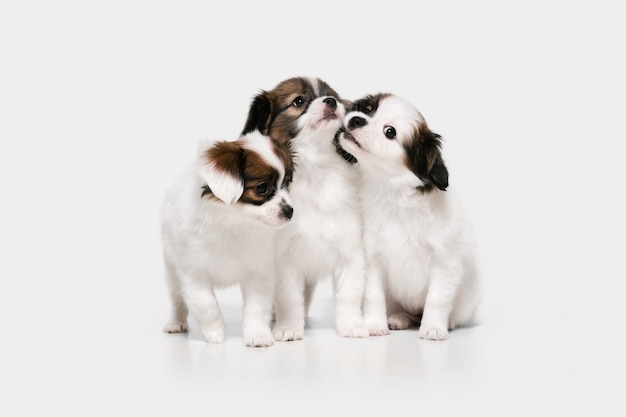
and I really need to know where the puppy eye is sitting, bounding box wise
[255,183,269,196]
[293,96,306,107]
[384,126,396,139]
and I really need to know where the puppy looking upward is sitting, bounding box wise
[338,93,480,340]
[161,131,293,347]
[243,77,368,340]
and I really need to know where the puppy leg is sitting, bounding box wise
[449,261,480,330]
[333,260,368,338]
[418,261,462,341]
[163,263,189,333]
[303,281,317,320]
[241,276,274,348]
[181,276,226,343]
[362,261,390,336]
[273,267,305,342]
[387,298,413,330]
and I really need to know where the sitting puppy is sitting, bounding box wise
[242,77,368,340]
[161,131,294,347]
[337,93,480,340]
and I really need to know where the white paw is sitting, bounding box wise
[388,314,412,330]
[336,322,369,338]
[366,321,390,337]
[244,328,274,348]
[418,326,449,341]
[201,328,225,343]
[163,320,188,333]
[273,324,304,342]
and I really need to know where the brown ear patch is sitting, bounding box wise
[204,141,245,180]
[201,142,282,205]
[242,93,272,135]
[403,123,449,192]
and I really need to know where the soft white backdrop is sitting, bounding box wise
[1,1,623,416]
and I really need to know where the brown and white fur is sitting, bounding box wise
[242,77,368,340]
[337,93,480,340]
[161,130,294,347]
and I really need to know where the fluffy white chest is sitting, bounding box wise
[361,186,447,309]
[371,214,433,302]
[276,152,361,276]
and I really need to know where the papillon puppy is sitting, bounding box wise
[161,130,294,347]
[242,77,368,340]
[337,93,480,340]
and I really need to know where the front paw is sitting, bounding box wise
[244,327,274,347]
[201,327,226,343]
[418,326,449,341]
[163,320,188,333]
[273,323,304,342]
[366,321,390,337]
[388,313,412,330]
[336,319,369,338]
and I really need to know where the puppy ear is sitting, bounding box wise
[340,98,353,112]
[242,92,272,135]
[404,125,449,191]
[428,150,449,191]
[199,141,245,205]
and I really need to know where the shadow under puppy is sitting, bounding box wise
[161,131,294,347]
[337,93,481,340]
[242,76,368,340]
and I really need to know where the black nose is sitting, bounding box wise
[281,204,293,220]
[323,97,337,109]
[348,116,367,129]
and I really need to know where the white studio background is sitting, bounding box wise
[0,1,624,416]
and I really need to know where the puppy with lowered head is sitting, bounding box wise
[161,130,293,347]
[338,93,480,340]
[243,77,368,340]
